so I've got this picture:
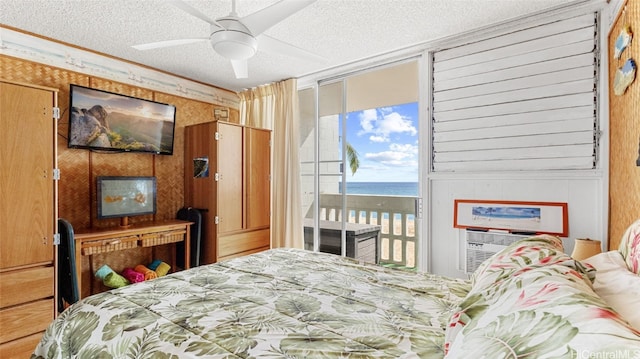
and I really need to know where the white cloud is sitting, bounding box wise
[366,151,411,161]
[369,135,387,143]
[389,143,418,154]
[380,112,417,136]
[357,108,416,142]
[358,109,377,133]
[365,143,418,167]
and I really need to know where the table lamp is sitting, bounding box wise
[571,238,602,261]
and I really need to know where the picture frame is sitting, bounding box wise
[453,199,568,236]
[97,176,157,219]
[214,108,229,119]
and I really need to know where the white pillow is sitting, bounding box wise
[583,251,640,330]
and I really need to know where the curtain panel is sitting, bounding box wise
[239,79,303,248]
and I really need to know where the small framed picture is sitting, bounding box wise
[214,108,228,119]
[454,199,568,236]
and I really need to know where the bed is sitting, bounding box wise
[32,227,640,358]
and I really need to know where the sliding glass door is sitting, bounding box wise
[300,59,422,269]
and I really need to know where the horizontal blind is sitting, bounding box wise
[432,13,598,172]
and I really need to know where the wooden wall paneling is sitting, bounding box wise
[57,77,92,229]
[156,94,186,222]
[0,56,78,89]
[609,0,640,250]
[228,108,240,124]
[57,147,92,229]
[154,93,212,221]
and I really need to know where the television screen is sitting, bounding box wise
[96,176,157,219]
[68,84,176,155]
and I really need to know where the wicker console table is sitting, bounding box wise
[74,220,192,298]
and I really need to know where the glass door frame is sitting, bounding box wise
[304,54,427,270]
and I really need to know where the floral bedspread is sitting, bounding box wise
[32,248,470,358]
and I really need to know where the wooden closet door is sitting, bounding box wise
[184,122,218,263]
[216,122,243,233]
[0,82,55,269]
[245,128,271,230]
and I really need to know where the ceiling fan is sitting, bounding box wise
[132,0,325,79]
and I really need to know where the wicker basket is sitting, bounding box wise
[139,230,185,247]
[81,236,139,255]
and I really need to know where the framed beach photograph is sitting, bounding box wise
[453,199,568,236]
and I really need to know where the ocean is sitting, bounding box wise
[339,182,418,196]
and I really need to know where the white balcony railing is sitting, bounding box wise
[312,194,417,269]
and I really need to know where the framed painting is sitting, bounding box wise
[454,199,568,236]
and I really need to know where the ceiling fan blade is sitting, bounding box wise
[167,0,223,28]
[231,59,249,79]
[132,38,208,50]
[241,0,317,36]
[258,34,326,63]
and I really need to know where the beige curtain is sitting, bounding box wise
[239,78,303,248]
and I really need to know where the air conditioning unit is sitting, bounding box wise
[465,230,530,274]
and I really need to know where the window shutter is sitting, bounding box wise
[432,13,598,172]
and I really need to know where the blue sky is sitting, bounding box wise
[340,102,419,182]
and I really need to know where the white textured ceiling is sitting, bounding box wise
[1,0,583,92]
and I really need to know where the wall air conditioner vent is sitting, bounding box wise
[465,230,530,274]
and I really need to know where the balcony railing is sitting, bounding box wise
[311,193,417,269]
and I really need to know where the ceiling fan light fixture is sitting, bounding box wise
[210,30,258,61]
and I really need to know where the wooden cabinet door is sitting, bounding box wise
[0,82,55,269]
[245,128,271,230]
[216,122,244,233]
[185,122,217,211]
[184,122,219,264]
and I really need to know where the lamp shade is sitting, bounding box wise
[571,238,602,260]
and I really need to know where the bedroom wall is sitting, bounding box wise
[608,0,640,250]
[428,176,604,278]
[426,3,613,279]
[0,52,239,297]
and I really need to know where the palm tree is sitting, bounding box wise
[346,142,360,175]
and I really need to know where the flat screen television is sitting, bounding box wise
[97,176,156,226]
[68,84,176,155]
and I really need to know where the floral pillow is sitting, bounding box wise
[469,234,583,289]
[445,235,640,356]
[584,250,640,330]
[618,218,640,274]
[447,235,580,350]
